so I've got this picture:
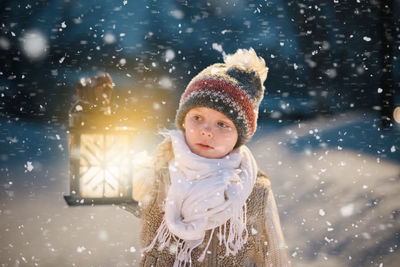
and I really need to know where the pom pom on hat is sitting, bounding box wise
[224,48,269,85]
[176,48,268,148]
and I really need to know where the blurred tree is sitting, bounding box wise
[285,1,332,114]
[379,0,394,129]
[0,0,397,125]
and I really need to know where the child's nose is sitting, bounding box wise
[201,126,213,138]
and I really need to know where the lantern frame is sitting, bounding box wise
[64,110,138,206]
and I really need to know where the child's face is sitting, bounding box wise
[183,107,238,159]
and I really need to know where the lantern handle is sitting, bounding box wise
[72,73,114,114]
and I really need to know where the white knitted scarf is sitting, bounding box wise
[142,130,258,267]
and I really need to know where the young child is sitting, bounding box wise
[131,48,291,267]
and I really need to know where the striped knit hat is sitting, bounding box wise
[176,48,269,148]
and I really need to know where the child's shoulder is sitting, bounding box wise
[255,168,271,189]
[256,168,270,181]
[154,136,174,168]
[247,169,272,207]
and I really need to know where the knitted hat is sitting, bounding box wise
[176,48,269,148]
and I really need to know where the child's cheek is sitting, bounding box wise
[213,145,227,154]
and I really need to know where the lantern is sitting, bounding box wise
[64,76,138,206]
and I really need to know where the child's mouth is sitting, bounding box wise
[197,143,213,150]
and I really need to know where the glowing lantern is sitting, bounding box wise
[64,76,138,206]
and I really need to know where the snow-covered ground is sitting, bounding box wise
[251,111,400,267]
[0,110,399,266]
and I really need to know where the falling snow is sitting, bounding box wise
[212,43,224,54]
[20,30,48,60]
[319,209,326,216]
[1,1,399,266]
[76,246,86,253]
[165,49,175,62]
[340,203,355,217]
[24,161,34,172]
[104,33,116,44]
[363,36,372,42]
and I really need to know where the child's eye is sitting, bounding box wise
[193,115,201,121]
[217,121,228,128]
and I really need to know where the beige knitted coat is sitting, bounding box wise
[132,138,291,267]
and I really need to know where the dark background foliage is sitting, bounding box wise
[0,0,398,129]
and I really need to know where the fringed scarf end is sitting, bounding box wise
[221,203,249,257]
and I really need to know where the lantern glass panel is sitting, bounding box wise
[79,133,132,198]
